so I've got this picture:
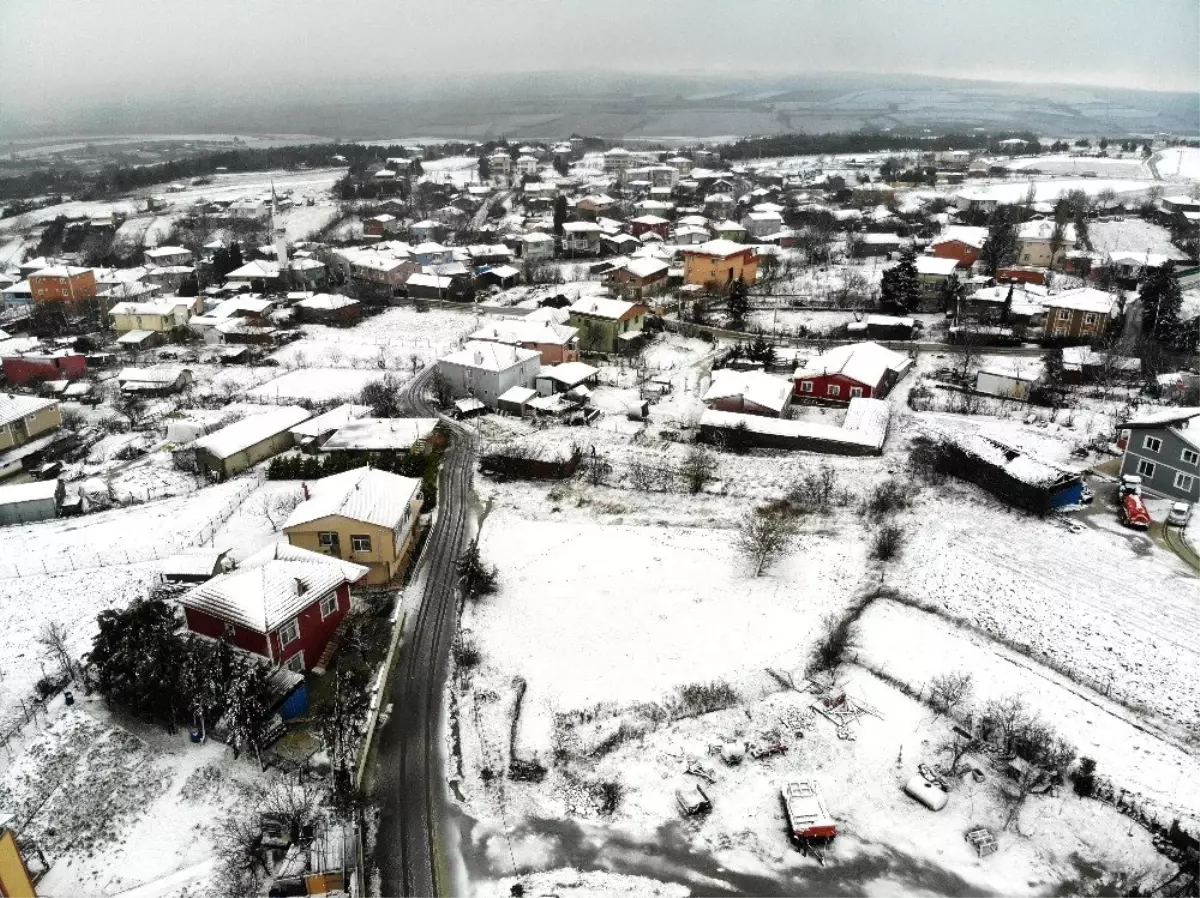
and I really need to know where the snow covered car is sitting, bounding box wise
[1167,502,1191,527]
[1119,493,1151,530]
[1079,482,1094,505]
[1118,474,1142,498]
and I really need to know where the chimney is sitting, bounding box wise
[302,482,310,500]
[295,577,307,596]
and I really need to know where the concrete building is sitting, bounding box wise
[436,340,541,408]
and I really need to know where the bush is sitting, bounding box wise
[453,640,481,671]
[871,523,904,560]
[1073,756,1097,797]
[669,681,738,719]
[864,478,911,515]
[807,611,860,675]
[593,780,624,816]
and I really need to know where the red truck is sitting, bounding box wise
[1120,492,1151,530]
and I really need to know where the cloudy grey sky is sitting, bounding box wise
[1,0,1197,113]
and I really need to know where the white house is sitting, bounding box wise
[436,340,542,408]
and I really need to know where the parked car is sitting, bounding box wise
[1118,474,1142,498]
[1079,482,1094,505]
[1167,502,1191,527]
[1119,492,1151,530]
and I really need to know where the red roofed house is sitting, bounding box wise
[929,226,990,269]
[177,544,367,672]
[793,341,911,403]
[2,350,87,386]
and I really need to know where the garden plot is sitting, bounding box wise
[856,599,1200,829]
[886,486,1200,740]
[270,305,474,370]
[0,699,263,898]
[247,368,385,403]
[1089,219,1191,261]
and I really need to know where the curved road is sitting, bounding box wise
[371,364,477,897]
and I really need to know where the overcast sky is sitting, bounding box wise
[1,0,1196,113]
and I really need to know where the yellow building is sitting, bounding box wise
[109,296,202,335]
[0,395,62,453]
[284,467,424,586]
[0,819,37,898]
[682,239,759,289]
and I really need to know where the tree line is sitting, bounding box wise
[719,130,1041,162]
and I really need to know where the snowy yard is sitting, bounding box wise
[247,368,387,403]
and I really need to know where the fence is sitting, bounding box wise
[0,469,265,580]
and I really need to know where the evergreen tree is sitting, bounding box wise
[939,273,964,314]
[477,155,491,182]
[553,194,567,236]
[227,241,244,272]
[177,635,236,741]
[225,659,273,762]
[89,598,182,722]
[458,540,497,599]
[980,207,1019,276]
[727,276,749,323]
[1139,263,1184,347]
[880,246,920,314]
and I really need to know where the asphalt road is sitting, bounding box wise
[372,365,477,897]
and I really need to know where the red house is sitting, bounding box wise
[2,351,87,386]
[794,341,911,403]
[177,544,367,672]
[929,226,989,269]
[629,214,671,238]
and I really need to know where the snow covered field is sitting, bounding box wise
[1154,146,1200,182]
[247,367,387,403]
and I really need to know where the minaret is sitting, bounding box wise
[271,182,287,268]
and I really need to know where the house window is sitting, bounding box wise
[1083,313,1097,326]
[827,384,841,397]
[320,592,339,620]
[801,381,813,393]
[279,619,300,647]
[1142,435,1162,453]
[1136,459,1156,479]
[1182,449,1199,467]
[1057,309,1070,321]
[318,531,337,548]
[284,652,305,673]
[850,387,864,398]
[1175,472,1197,493]
[351,534,372,553]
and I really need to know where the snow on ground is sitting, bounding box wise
[1090,218,1191,261]
[247,367,386,403]
[954,178,1157,205]
[420,155,484,189]
[1003,154,1152,179]
[0,696,264,898]
[278,201,340,241]
[269,305,474,369]
[856,599,1200,829]
[1154,146,1200,183]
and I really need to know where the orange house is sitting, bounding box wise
[29,266,97,303]
[682,239,759,288]
[929,226,989,270]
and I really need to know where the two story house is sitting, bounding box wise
[1042,287,1119,341]
[567,297,648,353]
[284,467,424,586]
[1117,407,1200,505]
[436,340,542,408]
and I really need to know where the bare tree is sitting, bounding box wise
[681,444,717,494]
[584,452,611,487]
[737,507,798,577]
[939,730,978,777]
[628,457,657,492]
[929,671,974,718]
[37,621,76,681]
[213,813,271,898]
[430,368,455,407]
[259,490,304,532]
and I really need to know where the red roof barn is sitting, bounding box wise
[177,544,367,672]
[2,351,87,386]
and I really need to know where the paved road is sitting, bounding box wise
[372,365,477,897]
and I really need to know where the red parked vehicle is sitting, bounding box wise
[1120,493,1151,530]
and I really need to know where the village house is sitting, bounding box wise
[29,266,96,303]
[743,211,785,240]
[929,226,990,268]
[117,365,194,395]
[975,365,1040,401]
[436,340,542,408]
[1017,220,1078,269]
[284,467,424,586]
[191,405,311,479]
[1042,287,1119,341]
[561,222,604,256]
[177,543,367,672]
[607,258,670,300]
[225,260,281,288]
[288,404,371,452]
[1117,407,1200,505]
[714,219,748,242]
[703,369,793,417]
[0,393,62,456]
[322,418,441,456]
[294,293,361,326]
[682,239,759,289]
[576,194,617,219]
[467,319,580,364]
[519,232,556,263]
[488,152,514,188]
[350,252,418,290]
[915,256,961,297]
[535,361,599,397]
[567,297,648,354]
[414,242,453,267]
[1,350,87,387]
[793,341,911,403]
[143,245,194,267]
[109,296,202,335]
[854,233,906,257]
[629,215,671,239]
[363,214,400,238]
[406,272,474,302]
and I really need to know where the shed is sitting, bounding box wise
[0,478,63,525]
[497,386,538,416]
[975,366,1039,401]
[160,550,230,584]
[191,406,311,479]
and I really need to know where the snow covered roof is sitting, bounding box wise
[321,417,440,452]
[630,214,670,226]
[562,221,603,234]
[794,341,909,389]
[179,547,366,632]
[860,232,903,244]
[406,273,453,290]
[685,239,752,258]
[1018,220,1078,243]
[117,365,186,386]
[701,397,890,451]
[226,260,280,279]
[497,386,538,405]
[0,479,60,506]
[622,257,670,279]
[469,320,578,346]
[568,297,642,320]
[440,340,540,372]
[289,403,370,439]
[144,245,191,259]
[915,256,960,277]
[30,266,90,278]
[937,430,1075,487]
[295,294,359,311]
[116,329,157,344]
[931,226,989,249]
[714,219,747,232]
[536,361,598,386]
[415,241,449,254]
[703,369,793,415]
[484,264,521,279]
[1061,347,1140,373]
[193,406,311,460]
[1120,407,1200,429]
[520,232,555,243]
[285,466,422,531]
[159,551,226,578]
[1042,287,1118,315]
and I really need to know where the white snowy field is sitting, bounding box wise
[1090,219,1192,260]
[1003,153,1153,179]
[1154,146,1200,182]
[857,599,1200,829]
[954,178,1158,205]
[247,367,387,403]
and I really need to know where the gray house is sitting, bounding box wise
[1118,407,1200,505]
[436,341,541,408]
